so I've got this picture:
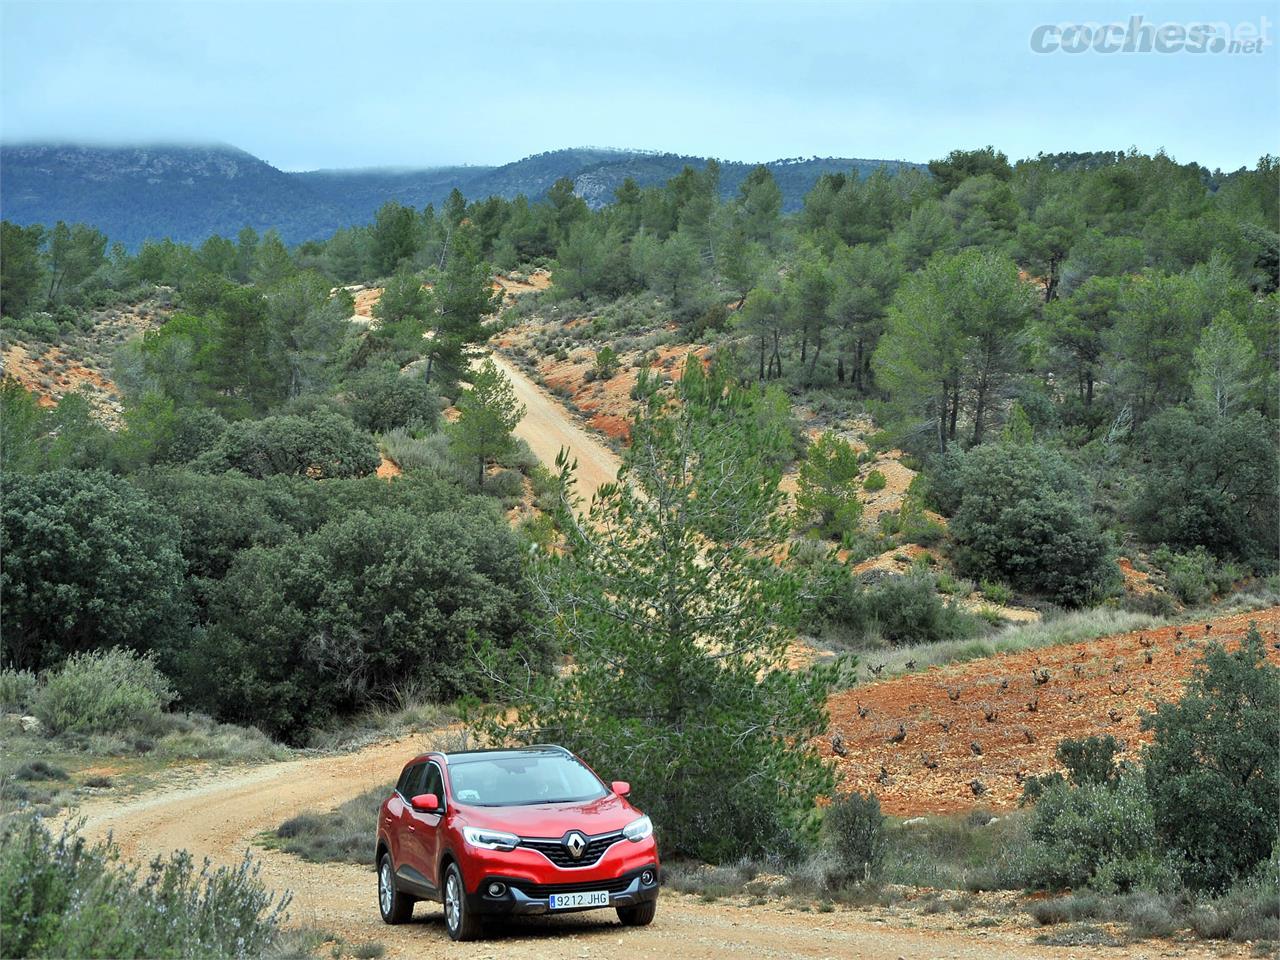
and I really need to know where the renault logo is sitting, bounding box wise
[565,831,587,859]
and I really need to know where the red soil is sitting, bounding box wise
[823,607,1280,816]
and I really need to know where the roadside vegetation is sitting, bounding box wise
[0,814,303,959]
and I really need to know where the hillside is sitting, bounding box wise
[0,143,922,248]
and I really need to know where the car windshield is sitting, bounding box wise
[447,754,607,806]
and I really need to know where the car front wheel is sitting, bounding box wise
[443,863,482,941]
[617,899,657,926]
[378,853,413,924]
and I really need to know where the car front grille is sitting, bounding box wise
[512,875,633,898]
[519,831,624,868]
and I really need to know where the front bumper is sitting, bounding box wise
[466,864,660,916]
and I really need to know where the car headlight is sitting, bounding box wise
[623,815,653,842]
[462,826,520,851]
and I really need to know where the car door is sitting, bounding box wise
[406,761,447,890]
[393,762,433,893]
[382,762,418,871]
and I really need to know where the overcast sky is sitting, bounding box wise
[2,0,1276,172]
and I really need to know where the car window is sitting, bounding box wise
[422,762,444,803]
[399,762,427,798]
[395,763,415,796]
[447,754,607,806]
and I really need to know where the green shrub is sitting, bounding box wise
[1189,848,1280,941]
[862,470,887,492]
[196,410,379,479]
[1057,735,1123,787]
[1133,408,1278,569]
[31,648,176,736]
[0,815,289,958]
[0,669,37,712]
[979,580,1013,606]
[159,407,228,464]
[1142,627,1279,891]
[818,568,979,647]
[199,506,537,740]
[823,792,886,883]
[947,443,1117,607]
[270,784,389,865]
[796,434,863,542]
[12,760,68,782]
[592,346,620,380]
[1025,774,1164,891]
[343,365,439,434]
[1151,546,1243,606]
[1,470,187,671]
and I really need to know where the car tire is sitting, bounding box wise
[377,853,414,924]
[616,899,657,926]
[443,863,482,941]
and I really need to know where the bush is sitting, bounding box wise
[159,406,227,464]
[0,470,187,671]
[1057,735,1123,787]
[796,434,863,542]
[1189,848,1280,941]
[32,648,176,736]
[1024,774,1165,891]
[344,365,439,434]
[0,815,289,958]
[0,669,37,712]
[947,443,1117,607]
[818,568,979,647]
[1133,408,1278,569]
[823,792,886,883]
[592,346,620,380]
[1151,545,1243,606]
[979,580,1013,605]
[1142,626,1279,891]
[862,470,887,492]
[270,784,390,865]
[12,760,68,782]
[199,506,537,740]
[196,410,379,479]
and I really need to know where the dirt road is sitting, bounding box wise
[487,353,621,507]
[70,733,1232,960]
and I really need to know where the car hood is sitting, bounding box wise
[452,791,640,837]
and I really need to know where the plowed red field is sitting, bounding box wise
[824,607,1280,816]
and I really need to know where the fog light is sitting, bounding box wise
[640,870,655,885]
[487,882,506,897]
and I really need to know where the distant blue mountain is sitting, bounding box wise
[0,142,924,248]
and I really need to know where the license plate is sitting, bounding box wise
[549,890,610,910]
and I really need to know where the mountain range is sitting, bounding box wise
[0,143,923,248]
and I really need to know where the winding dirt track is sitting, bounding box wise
[70,733,1224,960]
[487,353,621,507]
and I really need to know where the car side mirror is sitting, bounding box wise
[611,780,631,797]
[411,792,441,813]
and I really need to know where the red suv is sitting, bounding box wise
[375,745,660,940]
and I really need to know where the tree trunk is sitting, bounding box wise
[805,329,823,386]
[758,336,766,381]
[973,378,988,445]
[836,356,845,383]
[1085,370,1094,407]
[937,383,949,455]
[771,329,783,378]
[1045,256,1061,302]
[948,382,959,441]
